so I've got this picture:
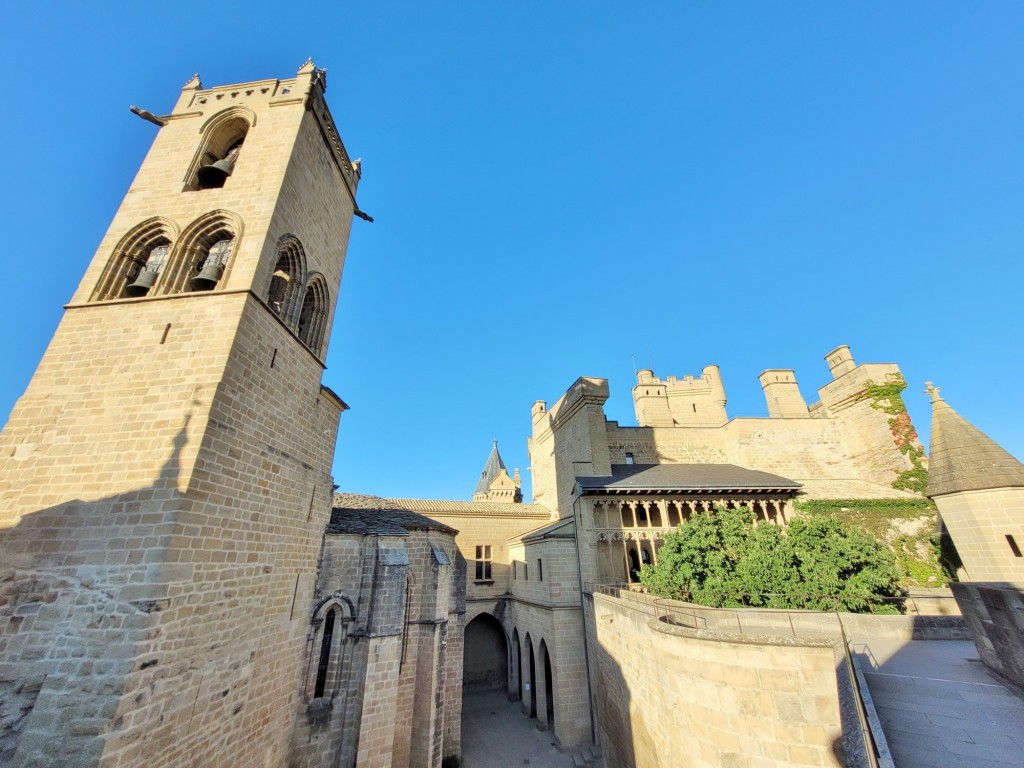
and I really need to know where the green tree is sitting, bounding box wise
[639,506,904,614]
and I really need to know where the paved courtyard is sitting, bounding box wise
[853,639,1024,768]
[461,689,580,768]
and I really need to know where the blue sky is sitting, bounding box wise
[2,3,1022,501]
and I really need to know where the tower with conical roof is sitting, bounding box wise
[925,382,1024,581]
[473,440,522,503]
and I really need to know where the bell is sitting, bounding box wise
[190,259,224,291]
[197,154,237,189]
[125,267,158,297]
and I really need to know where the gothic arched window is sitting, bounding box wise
[91,217,178,301]
[267,235,307,326]
[314,608,336,698]
[162,210,242,295]
[297,274,329,357]
[186,107,254,192]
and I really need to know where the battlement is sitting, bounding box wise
[633,365,728,427]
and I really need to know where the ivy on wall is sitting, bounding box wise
[794,498,960,587]
[856,374,929,494]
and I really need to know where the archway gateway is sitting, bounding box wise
[464,613,508,691]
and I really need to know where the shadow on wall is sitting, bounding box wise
[949,582,1024,688]
[0,419,192,765]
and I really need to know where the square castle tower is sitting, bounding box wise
[0,62,361,767]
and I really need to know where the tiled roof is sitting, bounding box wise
[577,463,800,494]
[474,440,507,495]
[927,397,1024,497]
[382,497,551,518]
[329,493,458,536]
[518,517,576,543]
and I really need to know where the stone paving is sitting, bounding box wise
[461,689,579,768]
[852,639,1024,768]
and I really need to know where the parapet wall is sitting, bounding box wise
[588,592,848,767]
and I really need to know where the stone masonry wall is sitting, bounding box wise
[0,68,355,768]
[588,592,846,768]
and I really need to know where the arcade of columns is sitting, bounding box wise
[588,495,796,583]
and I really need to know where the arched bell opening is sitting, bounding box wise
[463,613,508,692]
[297,274,329,356]
[91,217,179,302]
[267,235,307,327]
[187,110,252,192]
[162,210,242,295]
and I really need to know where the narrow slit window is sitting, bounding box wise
[314,608,336,698]
[538,559,543,582]
[1007,535,1023,558]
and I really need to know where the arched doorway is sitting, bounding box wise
[540,640,554,729]
[511,628,522,701]
[464,613,508,691]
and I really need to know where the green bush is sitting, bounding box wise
[639,505,904,613]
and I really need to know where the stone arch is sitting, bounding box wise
[539,639,554,730]
[91,216,179,301]
[185,106,256,191]
[266,234,308,326]
[163,210,244,295]
[524,633,537,718]
[510,627,522,701]
[463,612,508,692]
[297,273,329,356]
[304,596,353,703]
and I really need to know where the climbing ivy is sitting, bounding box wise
[856,374,928,494]
[794,498,958,587]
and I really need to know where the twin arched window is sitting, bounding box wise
[91,211,242,301]
[265,235,330,357]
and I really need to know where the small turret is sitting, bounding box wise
[473,440,523,503]
[759,369,810,418]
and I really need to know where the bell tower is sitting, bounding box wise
[0,62,363,767]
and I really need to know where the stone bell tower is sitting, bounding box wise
[0,61,363,767]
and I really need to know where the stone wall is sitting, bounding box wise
[0,66,356,768]
[933,488,1024,581]
[950,582,1024,688]
[589,592,848,768]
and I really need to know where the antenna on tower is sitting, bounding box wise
[631,354,637,376]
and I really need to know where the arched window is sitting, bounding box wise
[267,235,307,326]
[162,210,242,295]
[314,608,336,698]
[307,597,353,704]
[91,217,178,301]
[185,107,255,192]
[297,274,329,356]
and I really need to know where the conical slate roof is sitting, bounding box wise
[474,440,507,495]
[926,383,1024,497]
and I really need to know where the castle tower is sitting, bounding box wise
[473,440,522,503]
[0,62,362,767]
[758,369,810,418]
[925,383,1024,581]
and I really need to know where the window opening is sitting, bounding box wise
[538,559,543,581]
[125,244,168,297]
[314,608,336,698]
[197,139,243,190]
[475,545,492,580]
[625,452,634,465]
[190,238,233,291]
